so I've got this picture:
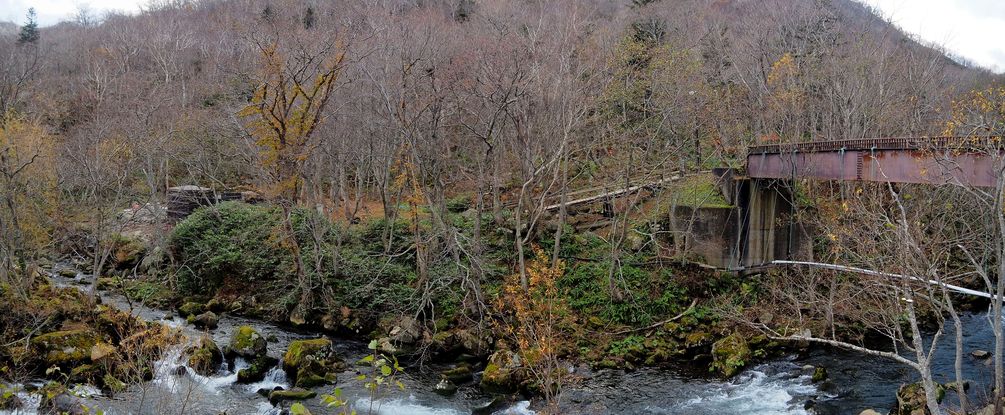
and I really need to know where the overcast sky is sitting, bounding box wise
[0,0,1003,72]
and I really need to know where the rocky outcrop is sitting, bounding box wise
[282,338,345,388]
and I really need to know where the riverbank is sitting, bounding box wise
[2,267,994,415]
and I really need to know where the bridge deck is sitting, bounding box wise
[746,136,1002,187]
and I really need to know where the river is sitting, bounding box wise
[2,272,997,415]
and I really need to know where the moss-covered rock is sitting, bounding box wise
[177,302,205,318]
[441,364,473,384]
[69,363,100,383]
[268,388,317,405]
[190,311,219,330]
[812,366,828,383]
[31,329,101,368]
[0,385,24,410]
[95,277,121,291]
[227,326,267,358]
[186,336,223,376]
[480,350,524,394]
[237,355,279,383]
[111,234,147,270]
[39,382,85,415]
[282,338,346,388]
[90,342,116,363]
[896,382,945,415]
[102,373,127,393]
[710,332,751,378]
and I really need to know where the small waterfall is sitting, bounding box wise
[0,383,43,415]
[150,343,248,395]
[150,343,187,394]
[244,366,288,393]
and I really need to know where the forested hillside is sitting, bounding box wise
[2,0,1004,414]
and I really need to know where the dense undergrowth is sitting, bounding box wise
[156,201,768,373]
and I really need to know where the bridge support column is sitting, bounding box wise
[737,179,810,267]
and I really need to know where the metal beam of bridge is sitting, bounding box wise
[747,137,1002,187]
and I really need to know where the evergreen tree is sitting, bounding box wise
[17,8,40,45]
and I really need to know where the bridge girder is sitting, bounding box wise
[747,149,997,187]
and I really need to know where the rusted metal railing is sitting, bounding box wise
[748,136,1005,154]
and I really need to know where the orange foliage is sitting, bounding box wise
[495,247,574,405]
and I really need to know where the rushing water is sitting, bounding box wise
[1,270,998,414]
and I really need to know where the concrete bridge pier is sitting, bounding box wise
[733,178,811,267]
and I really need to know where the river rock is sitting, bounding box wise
[227,326,267,358]
[268,388,316,405]
[441,363,474,384]
[711,332,751,377]
[812,366,828,383]
[282,338,346,388]
[896,382,945,415]
[381,315,422,345]
[39,383,86,415]
[434,378,458,396]
[205,298,226,313]
[237,355,279,383]
[177,302,205,318]
[377,336,414,356]
[456,329,491,357]
[186,336,223,376]
[972,349,991,359]
[31,329,101,368]
[480,350,525,393]
[0,390,23,410]
[190,311,219,330]
[859,410,882,415]
[471,396,511,415]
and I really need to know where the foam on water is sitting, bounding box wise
[0,384,41,415]
[354,396,470,415]
[151,343,248,395]
[244,366,289,393]
[492,401,535,415]
[666,368,815,415]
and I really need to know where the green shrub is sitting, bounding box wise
[560,260,686,326]
[169,202,289,294]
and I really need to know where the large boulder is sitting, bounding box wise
[227,326,267,358]
[186,336,223,376]
[31,329,101,368]
[379,315,422,345]
[177,302,206,318]
[189,311,219,330]
[480,350,525,394]
[711,332,751,378]
[282,338,345,388]
[896,382,945,415]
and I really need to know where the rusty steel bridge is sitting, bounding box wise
[747,136,1003,187]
